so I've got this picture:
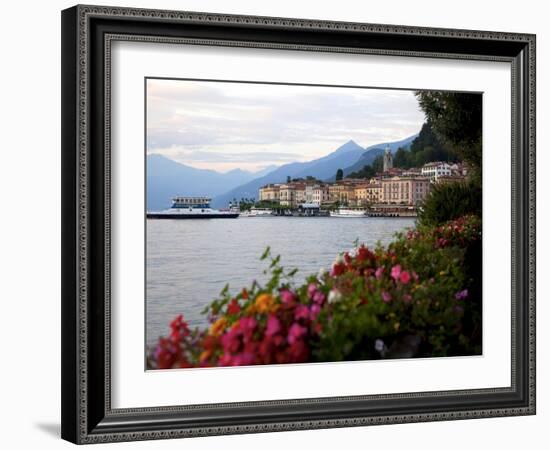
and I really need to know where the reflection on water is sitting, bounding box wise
[146,217,415,346]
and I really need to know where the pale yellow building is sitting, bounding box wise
[355,182,382,206]
[258,184,281,202]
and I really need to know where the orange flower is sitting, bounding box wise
[199,349,212,362]
[209,317,228,336]
[254,293,279,314]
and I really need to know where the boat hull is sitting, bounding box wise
[147,213,239,219]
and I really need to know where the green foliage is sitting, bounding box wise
[418,181,482,227]
[335,168,344,181]
[415,91,482,169]
[348,154,383,179]
[314,215,482,361]
[238,197,255,211]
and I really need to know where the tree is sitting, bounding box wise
[415,91,482,170]
[286,175,291,183]
[393,147,410,169]
[335,168,344,181]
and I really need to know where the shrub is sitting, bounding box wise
[418,181,482,227]
[148,215,482,369]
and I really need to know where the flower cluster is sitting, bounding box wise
[148,215,482,369]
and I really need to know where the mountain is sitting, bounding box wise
[342,134,418,177]
[211,140,365,208]
[147,154,260,210]
[253,164,279,178]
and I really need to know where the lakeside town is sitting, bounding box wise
[251,147,468,217]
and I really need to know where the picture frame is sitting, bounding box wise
[61,4,536,444]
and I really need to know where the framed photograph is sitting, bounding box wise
[61,4,536,444]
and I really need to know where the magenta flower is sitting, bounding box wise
[265,314,281,337]
[238,316,257,338]
[221,329,241,353]
[313,290,326,305]
[391,265,402,281]
[399,270,411,284]
[381,291,392,303]
[279,289,296,305]
[455,289,469,300]
[287,323,307,345]
[294,304,310,321]
[307,283,318,299]
[231,352,256,366]
[310,303,321,320]
[375,267,384,279]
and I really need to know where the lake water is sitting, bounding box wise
[146,216,415,347]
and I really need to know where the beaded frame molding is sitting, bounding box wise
[61,4,536,444]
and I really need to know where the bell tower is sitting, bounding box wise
[383,145,393,172]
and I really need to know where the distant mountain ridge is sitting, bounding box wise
[342,134,418,177]
[211,135,417,208]
[147,154,269,210]
[211,140,366,208]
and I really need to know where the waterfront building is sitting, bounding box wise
[381,176,431,205]
[278,184,295,207]
[293,183,307,207]
[312,184,330,206]
[383,145,393,172]
[421,162,452,181]
[353,182,382,206]
[258,184,281,202]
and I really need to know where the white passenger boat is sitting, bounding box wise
[147,197,239,219]
[329,208,367,218]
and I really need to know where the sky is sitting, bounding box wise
[146,78,426,173]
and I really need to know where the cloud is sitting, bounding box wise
[146,79,426,171]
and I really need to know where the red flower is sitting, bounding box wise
[331,263,346,276]
[227,298,241,315]
[399,271,411,284]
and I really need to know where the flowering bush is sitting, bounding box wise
[148,215,482,369]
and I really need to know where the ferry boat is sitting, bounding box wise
[240,207,274,217]
[329,208,367,218]
[147,197,239,219]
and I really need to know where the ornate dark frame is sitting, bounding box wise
[61,4,536,444]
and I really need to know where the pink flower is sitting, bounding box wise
[399,270,411,284]
[307,283,318,299]
[265,314,281,337]
[238,317,257,339]
[287,323,307,345]
[294,304,310,321]
[391,265,402,281]
[231,352,256,366]
[455,289,469,300]
[313,291,326,305]
[375,267,384,279]
[280,289,296,305]
[403,294,412,302]
[310,303,321,320]
[381,291,392,303]
[221,329,241,353]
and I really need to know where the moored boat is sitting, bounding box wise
[329,208,367,218]
[147,196,239,219]
[240,207,274,217]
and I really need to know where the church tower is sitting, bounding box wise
[383,145,393,172]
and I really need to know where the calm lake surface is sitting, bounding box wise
[146,216,415,347]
